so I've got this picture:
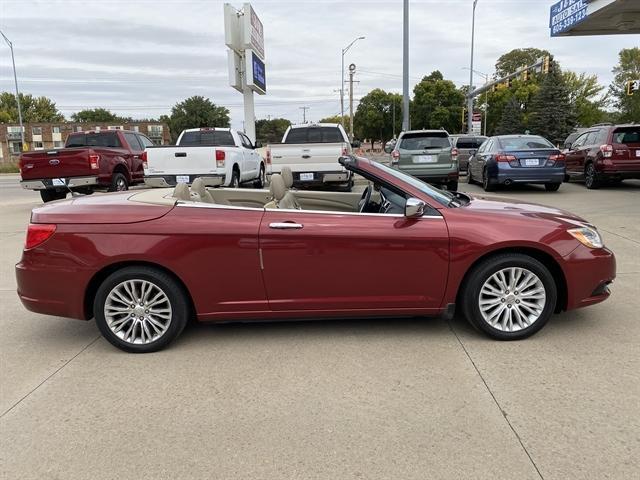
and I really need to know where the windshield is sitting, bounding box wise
[499,136,554,150]
[369,161,452,207]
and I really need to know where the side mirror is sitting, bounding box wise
[469,149,477,156]
[384,144,393,154]
[254,141,263,149]
[564,142,572,150]
[404,197,425,218]
[351,140,361,148]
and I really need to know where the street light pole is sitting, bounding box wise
[467,0,478,134]
[1,29,25,148]
[402,0,410,132]
[341,36,365,129]
[462,67,488,136]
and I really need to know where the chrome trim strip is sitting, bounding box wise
[269,222,304,229]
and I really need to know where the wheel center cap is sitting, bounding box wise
[133,306,145,316]
[505,294,516,304]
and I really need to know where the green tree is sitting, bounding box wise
[609,47,640,123]
[563,71,608,127]
[528,61,576,145]
[167,96,230,142]
[318,115,348,125]
[71,108,122,123]
[411,71,464,133]
[495,97,525,135]
[495,48,551,77]
[255,118,291,144]
[0,92,64,122]
[353,89,401,147]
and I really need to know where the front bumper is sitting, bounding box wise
[20,176,99,190]
[144,175,224,188]
[563,245,616,311]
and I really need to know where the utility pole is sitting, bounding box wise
[402,0,410,132]
[1,29,25,149]
[341,36,365,130]
[299,106,309,124]
[392,101,396,138]
[467,0,479,134]
[349,64,356,141]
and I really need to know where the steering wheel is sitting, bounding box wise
[358,183,372,213]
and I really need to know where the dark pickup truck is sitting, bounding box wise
[20,129,155,202]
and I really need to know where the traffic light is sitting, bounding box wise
[627,80,640,96]
[542,56,551,74]
[506,78,513,88]
[522,68,529,82]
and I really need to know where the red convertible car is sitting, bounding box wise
[16,157,615,352]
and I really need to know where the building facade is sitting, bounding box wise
[0,121,171,164]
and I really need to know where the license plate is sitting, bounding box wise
[525,159,539,166]
[299,173,314,181]
[52,178,66,186]
[636,150,640,157]
[176,175,189,184]
[413,155,436,163]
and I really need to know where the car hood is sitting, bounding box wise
[462,193,593,229]
[31,191,176,224]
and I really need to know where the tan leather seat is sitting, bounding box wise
[172,182,191,201]
[265,174,301,210]
[190,178,214,203]
[280,166,294,190]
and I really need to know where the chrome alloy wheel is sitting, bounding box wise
[104,279,172,345]
[478,267,546,332]
[116,177,127,191]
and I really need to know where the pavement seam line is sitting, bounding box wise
[447,321,545,480]
[600,228,640,246]
[0,335,101,419]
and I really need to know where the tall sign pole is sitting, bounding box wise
[0,30,25,148]
[224,3,266,143]
[467,0,478,134]
[402,0,410,132]
[349,64,356,141]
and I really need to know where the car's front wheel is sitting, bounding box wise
[461,253,557,340]
[584,162,600,189]
[109,172,129,192]
[94,266,190,353]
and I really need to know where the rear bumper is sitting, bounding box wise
[20,176,99,190]
[495,166,565,184]
[144,174,224,188]
[269,170,352,188]
[563,245,616,311]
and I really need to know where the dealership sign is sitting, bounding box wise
[550,0,590,36]
[243,4,264,60]
[245,49,266,94]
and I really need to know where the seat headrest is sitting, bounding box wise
[191,177,207,196]
[270,174,287,201]
[172,182,191,201]
[280,166,294,189]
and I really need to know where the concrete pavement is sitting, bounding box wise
[1,178,639,479]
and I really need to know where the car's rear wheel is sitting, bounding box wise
[254,164,265,188]
[584,163,600,190]
[94,266,190,353]
[467,169,475,184]
[545,182,561,192]
[461,253,556,340]
[482,169,495,192]
[230,168,240,188]
[109,173,129,192]
[40,189,67,203]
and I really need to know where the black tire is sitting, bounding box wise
[40,190,67,203]
[109,172,129,192]
[229,168,240,188]
[253,164,265,188]
[446,180,458,192]
[461,253,557,340]
[545,182,561,192]
[467,169,475,184]
[93,266,190,353]
[584,162,600,190]
[564,174,570,183]
[482,169,496,192]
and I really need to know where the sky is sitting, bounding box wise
[1,0,638,129]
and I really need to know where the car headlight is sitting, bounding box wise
[568,227,603,249]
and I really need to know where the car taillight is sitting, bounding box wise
[341,145,348,156]
[496,154,519,167]
[600,144,613,158]
[89,154,100,170]
[216,149,225,168]
[266,148,272,165]
[391,150,400,164]
[547,153,565,166]
[141,151,148,169]
[25,224,56,250]
[451,148,458,161]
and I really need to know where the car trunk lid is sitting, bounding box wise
[20,148,97,180]
[501,149,560,168]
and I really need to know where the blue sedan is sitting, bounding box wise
[468,135,566,192]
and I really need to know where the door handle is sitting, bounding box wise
[175,152,187,157]
[269,222,303,229]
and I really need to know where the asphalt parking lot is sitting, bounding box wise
[1,173,639,479]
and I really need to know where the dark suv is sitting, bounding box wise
[451,135,487,173]
[565,124,640,189]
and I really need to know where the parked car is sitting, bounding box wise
[144,128,264,188]
[16,156,615,352]
[467,134,566,192]
[390,130,459,191]
[450,135,487,173]
[564,124,640,189]
[266,123,355,191]
[19,129,151,202]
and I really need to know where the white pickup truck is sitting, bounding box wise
[266,123,355,190]
[144,128,265,188]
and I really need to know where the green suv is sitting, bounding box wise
[390,130,459,191]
